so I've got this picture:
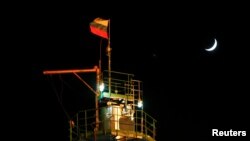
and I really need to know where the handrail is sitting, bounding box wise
[69,107,157,140]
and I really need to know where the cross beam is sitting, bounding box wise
[43,65,100,131]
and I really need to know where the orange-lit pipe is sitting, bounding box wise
[43,66,98,75]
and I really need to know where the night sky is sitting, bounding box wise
[28,2,249,140]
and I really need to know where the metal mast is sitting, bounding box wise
[107,19,112,98]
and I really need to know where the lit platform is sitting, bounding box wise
[102,92,134,101]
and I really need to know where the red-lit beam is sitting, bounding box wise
[43,66,98,75]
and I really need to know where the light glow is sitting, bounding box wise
[138,100,143,108]
[99,82,104,92]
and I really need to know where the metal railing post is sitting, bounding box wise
[153,120,156,139]
[69,121,72,141]
[85,110,87,138]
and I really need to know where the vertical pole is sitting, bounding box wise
[85,110,87,138]
[138,81,141,101]
[96,67,100,131]
[141,110,143,134]
[99,38,102,75]
[135,110,137,137]
[70,121,72,141]
[153,120,156,139]
[145,114,147,137]
[108,19,112,98]
[76,113,79,136]
[108,45,111,97]
[94,128,97,141]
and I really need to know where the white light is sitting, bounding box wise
[99,83,104,92]
[138,100,143,108]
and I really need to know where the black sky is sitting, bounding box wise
[27,2,250,140]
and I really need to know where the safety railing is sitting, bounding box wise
[69,106,157,141]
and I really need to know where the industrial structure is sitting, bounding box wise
[43,18,157,141]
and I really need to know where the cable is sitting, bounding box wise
[47,75,70,120]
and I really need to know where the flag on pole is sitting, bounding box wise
[90,18,109,39]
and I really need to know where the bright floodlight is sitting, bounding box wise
[99,83,104,92]
[138,100,143,108]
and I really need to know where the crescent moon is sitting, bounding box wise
[205,38,217,51]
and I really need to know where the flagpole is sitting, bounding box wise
[108,19,111,98]
[99,38,102,75]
